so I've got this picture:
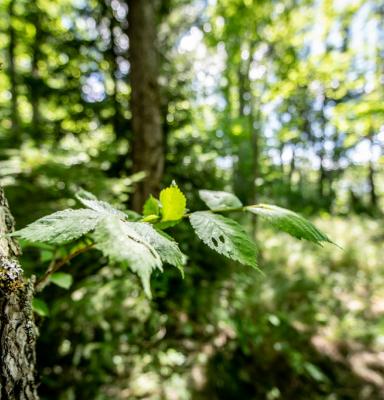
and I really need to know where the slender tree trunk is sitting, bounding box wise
[127,0,163,211]
[249,90,260,232]
[288,145,296,192]
[8,0,19,138]
[318,152,325,198]
[367,135,378,210]
[0,186,39,400]
[107,5,121,141]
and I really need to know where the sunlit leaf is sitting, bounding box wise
[93,217,162,297]
[199,190,243,210]
[159,184,187,221]
[189,211,258,269]
[246,204,332,244]
[12,209,102,244]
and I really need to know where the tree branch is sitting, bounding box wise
[35,243,94,292]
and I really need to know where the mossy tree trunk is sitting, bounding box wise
[0,186,38,399]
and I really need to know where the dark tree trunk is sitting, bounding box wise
[318,152,326,198]
[250,107,260,234]
[8,0,19,138]
[127,0,164,211]
[288,146,296,192]
[368,135,378,210]
[107,4,122,141]
[0,186,39,400]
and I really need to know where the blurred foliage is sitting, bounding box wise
[0,0,384,398]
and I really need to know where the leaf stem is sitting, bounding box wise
[35,243,94,292]
[184,206,245,217]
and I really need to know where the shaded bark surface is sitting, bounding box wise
[127,0,164,211]
[0,187,38,400]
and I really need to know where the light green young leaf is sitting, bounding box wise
[126,222,186,275]
[199,190,242,210]
[12,209,102,244]
[50,272,73,289]
[159,184,186,222]
[76,190,127,219]
[93,217,162,297]
[189,211,258,269]
[246,204,332,244]
[143,195,160,217]
[32,298,49,317]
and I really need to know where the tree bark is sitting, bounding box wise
[0,186,38,400]
[127,0,164,211]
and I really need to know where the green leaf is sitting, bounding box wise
[93,217,162,297]
[126,222,186,274]
[32,298,49,317]
[12,209,102,245]
[304,363,327,382]
[40,250,54,263]
[141,214,160,223]
[246,204,332,244]
[50,272,73,289]
[199,190,242,210]
[159,184,186,222]
[143,195,160,217]
[125,210,142,221]
[76,190,127,219]
[189,211,258,269]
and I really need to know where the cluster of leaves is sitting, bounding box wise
[12,183,332,297]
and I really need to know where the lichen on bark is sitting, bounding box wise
[0,186,39,400]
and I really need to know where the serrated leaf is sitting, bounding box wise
[76,190,127,219]
[143,195,160,217]
[246,204,332,244]
[199,190,242,210]
[126,222,186,274]
[93,217,162,297]
[189,211,258,269]
[12,209,102,245]
[159,184,186,222]
[50,272,73,289]
[32,298,49,317]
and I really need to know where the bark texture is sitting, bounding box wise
[0,186,38,400]
[127,0,164,211]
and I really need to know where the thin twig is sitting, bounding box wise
[35,243,94,292]
[184,206,245,217]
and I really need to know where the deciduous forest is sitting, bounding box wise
[0,0,383,399]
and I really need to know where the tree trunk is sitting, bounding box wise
[318,152,325,198]
[368,135,378,210]
[288,145,296,192]
[8,0,19,138]
[127,0,164,211]
[0,186,39,399]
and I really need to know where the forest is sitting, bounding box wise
[0,0,383,399]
